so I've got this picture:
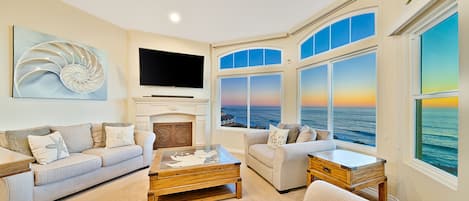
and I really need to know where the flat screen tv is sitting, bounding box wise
[139,48,204,88]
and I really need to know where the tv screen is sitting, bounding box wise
[139,48,204,88]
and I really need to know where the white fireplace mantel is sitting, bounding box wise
[133,97,210,146]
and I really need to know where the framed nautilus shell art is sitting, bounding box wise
[12,26,107,100]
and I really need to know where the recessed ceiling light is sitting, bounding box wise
[169,12,181,23]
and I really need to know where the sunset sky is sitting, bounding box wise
[421,13,458,108]
[301,52,376,108]
[301,65,328,107]
[333,52,376,108]
[221,74,281,107]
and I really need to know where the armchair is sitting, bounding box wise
[244,127,336,192]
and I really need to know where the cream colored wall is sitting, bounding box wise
[0,0,128,129]
[210,0,469,200]
[126,30,211,124]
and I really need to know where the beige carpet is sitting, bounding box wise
[62,153,305,201]
[62,153,390,201]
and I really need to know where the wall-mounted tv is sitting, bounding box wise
[139,48,204,88]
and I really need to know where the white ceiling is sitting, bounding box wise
[62,0,336,43]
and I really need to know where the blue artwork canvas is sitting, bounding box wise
[13,26,107,100]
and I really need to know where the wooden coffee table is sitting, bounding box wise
[148,144,242,201]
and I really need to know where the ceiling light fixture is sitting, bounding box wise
[169,12,181,23]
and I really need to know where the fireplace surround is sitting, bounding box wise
[133,97,210,147]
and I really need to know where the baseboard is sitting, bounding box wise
[225,147,244,155]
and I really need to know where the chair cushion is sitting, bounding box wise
[82,145,142,167]
[249,144,275,168]
[32,153,101,186]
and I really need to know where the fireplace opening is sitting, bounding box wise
[153,122,192,149]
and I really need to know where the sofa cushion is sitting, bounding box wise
[249,144,275,168]
[82,145,142,167]
[50,123,93,153]
[0,131,7,148]
[32,153,101,186]
[5,126,51,157]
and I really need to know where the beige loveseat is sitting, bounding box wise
[244,126,336,192]
[0,123,155,201]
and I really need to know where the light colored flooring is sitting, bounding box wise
[62,153,305,201]
[62,153,389,201]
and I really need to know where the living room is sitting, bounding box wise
[1,0,468,201]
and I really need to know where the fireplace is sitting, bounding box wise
[133,97,209,146]
[153,122,192,149]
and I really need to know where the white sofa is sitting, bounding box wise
[244,128,336,192]
[303,180,368,201]
[0,123,155,201]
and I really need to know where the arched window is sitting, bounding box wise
[219,48,282,69]
[300,12,375,60]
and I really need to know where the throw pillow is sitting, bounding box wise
[316,129,333,140]
[267,125,289,148]
[5,126,51,156]
[277,123,301,144]
[101,122,133,147]
[50,123,93,153]
[105,125,135,148]
[28,131,70,165]
[91,123,104,147]
[296,125,318,143]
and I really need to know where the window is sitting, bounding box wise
[220,74,282,129]
[333,53,376,146]
[300,52,377,146]
[219,48,282,69]
[413,12,459,176]
[300,64,328,130]
[300,12,375,60]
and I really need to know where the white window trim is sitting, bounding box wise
[218,47,284,71]
[298,8,378,61]
[298,48,378,150]
[407,1,458,190]
[218,72,284,130]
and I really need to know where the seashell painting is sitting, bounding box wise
[13,25,107,100]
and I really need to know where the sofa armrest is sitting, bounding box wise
[244,130,269,155]
[303,180,368,201]
[272,140,336,190]
[0,171,34,201]
[134,130,156,167]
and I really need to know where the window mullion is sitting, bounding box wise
[328,62,333,132]
[247,76,251,129]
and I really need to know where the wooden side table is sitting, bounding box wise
[0,147,34,178]
[307,149,387,201]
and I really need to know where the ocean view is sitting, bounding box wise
[221,105,458,175]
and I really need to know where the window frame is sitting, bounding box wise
[298,8,377,62]
[408,2,458,189]
[298,48,378,149]
[218,47,283,71]
[218,72,284,131]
